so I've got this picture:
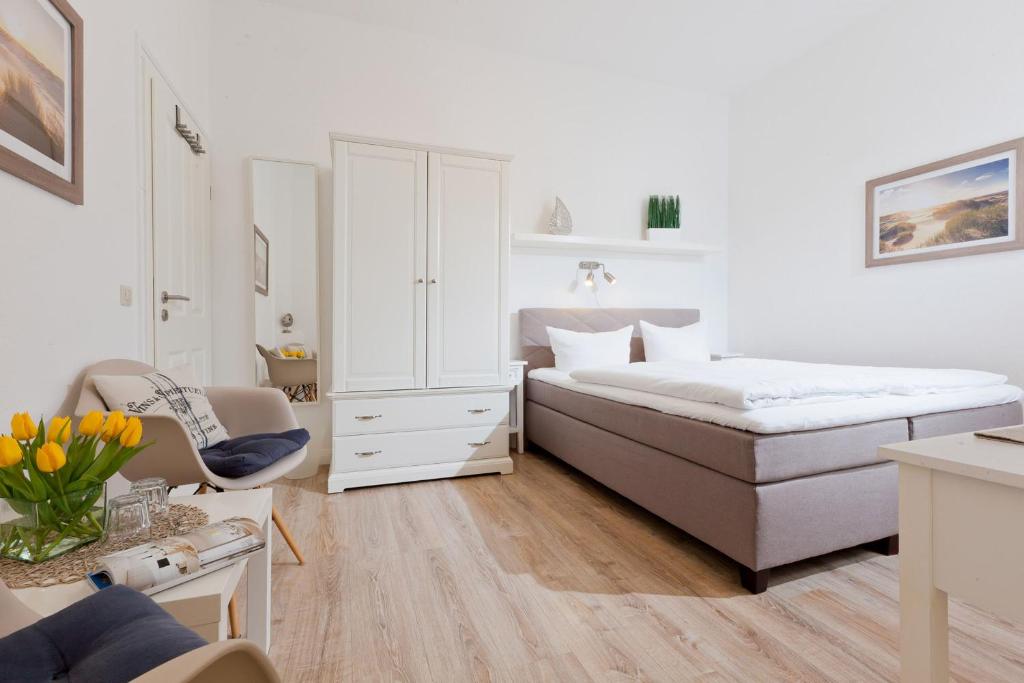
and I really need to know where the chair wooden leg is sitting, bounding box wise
[228,596,241,639]
[272,505,305,565]
[197,483,209,495]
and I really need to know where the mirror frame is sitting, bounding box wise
[247,156,321,405]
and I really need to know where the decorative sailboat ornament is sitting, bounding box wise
[548,196,573,235]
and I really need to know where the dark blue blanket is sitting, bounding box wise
[200,428,310,478]
[0,585,205,682]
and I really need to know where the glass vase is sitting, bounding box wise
[0,483,107,563]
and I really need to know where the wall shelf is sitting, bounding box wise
[511,232,720,257]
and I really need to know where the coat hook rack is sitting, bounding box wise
[175,105,207,155]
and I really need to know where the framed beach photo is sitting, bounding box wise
[0,0,83,204]
[254,225,269,296]
[866,137,1024,267]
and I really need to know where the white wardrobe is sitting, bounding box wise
[328,136,512,493]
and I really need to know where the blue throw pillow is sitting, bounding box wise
[0,585,205,683]
[200,428,310,478]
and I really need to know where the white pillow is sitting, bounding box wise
[639,320,710,363]
[546,325,633,372]
[92,366,230,449]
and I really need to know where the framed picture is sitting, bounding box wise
[866,138,1024,267]
[0,0,83,204]
[254,225,269,296]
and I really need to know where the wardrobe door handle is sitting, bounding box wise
[467,408,492,414]
[355,450,381,457]
[429,278,438,284]
[416,278,424,284]
[468,441,491,447]
[354,415,382,421]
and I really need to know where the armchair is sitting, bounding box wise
[256,344,318,402]
[0,580,280,683]
[75,359,307,637]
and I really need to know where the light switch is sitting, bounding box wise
[120,285,133,307]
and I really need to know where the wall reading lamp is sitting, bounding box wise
[578,261,617,288]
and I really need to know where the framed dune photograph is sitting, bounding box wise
[866,137,1024,267]
[0,0,83,204]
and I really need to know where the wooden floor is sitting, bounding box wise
[263,450,1024,682]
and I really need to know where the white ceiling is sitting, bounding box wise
[260,0,893,94]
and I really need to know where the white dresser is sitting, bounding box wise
[328,135,513,493]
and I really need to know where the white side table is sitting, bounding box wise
[881,432,1024,681]
[13,489,274,652]
[508,360,528,454]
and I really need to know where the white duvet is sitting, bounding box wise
[569,359,1011,410]
[531,366,1022,434]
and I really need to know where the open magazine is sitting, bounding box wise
[86,517,266,595]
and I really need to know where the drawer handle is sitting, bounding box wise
[355,450,382,457]
[467,408,492,414]
[354,414,382,421]
[468,441,491,447]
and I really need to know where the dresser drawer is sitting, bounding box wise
[331,425,509,473]
[332,391,509,436]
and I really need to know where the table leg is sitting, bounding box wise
[246,512,272,652]
[899,463,949,682]
[516,379,526,454]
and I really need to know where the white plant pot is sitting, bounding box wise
[646,228,681,242]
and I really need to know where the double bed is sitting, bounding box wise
[520,308,1023,593]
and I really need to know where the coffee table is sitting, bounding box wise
[12,489,273,652]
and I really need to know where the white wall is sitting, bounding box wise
[729,0,1024,384]
[0,1,211,420]
[209,0,731,462]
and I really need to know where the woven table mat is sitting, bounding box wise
[0,503,209,589]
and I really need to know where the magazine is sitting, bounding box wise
[86,517,265,595]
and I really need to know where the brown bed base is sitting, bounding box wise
[518,307,1023,593]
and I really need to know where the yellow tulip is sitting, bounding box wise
[78,411,104,437]
[47,416,72,444]
[36,442,66,473]
[119,417,143,448]
[0,436,22,468]
[101,411,127,441]
[10,413,37,441]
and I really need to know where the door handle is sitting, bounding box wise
[468,441,491,447]
[161,291,191,304]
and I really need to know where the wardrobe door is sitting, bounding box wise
[333,141,427,392]
[427,153,509,388]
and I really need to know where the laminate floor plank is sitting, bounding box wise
[264,451,1024,682]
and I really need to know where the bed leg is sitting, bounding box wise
[739,566,770,594]
[863,534,899,556]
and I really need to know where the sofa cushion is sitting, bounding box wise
[0,585,205,683]
[200,428,310,478]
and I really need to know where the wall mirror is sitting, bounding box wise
[250,158,320,403]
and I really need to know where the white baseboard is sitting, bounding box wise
[327,456,514,493]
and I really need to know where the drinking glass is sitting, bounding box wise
[104,493,151,542]
[130,477,169,516]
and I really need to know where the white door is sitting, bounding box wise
[147,66,213,382]
[427,153,508,388]
[333,141,427,392]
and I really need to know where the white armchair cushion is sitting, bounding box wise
[92,366,230,449]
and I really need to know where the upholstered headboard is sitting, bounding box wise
[519,308,701,370]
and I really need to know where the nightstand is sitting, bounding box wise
[508,361,528,453]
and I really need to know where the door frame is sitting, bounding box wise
[136,41,212,365]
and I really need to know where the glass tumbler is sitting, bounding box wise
[130,477,169,516]
[104,493,152,542]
